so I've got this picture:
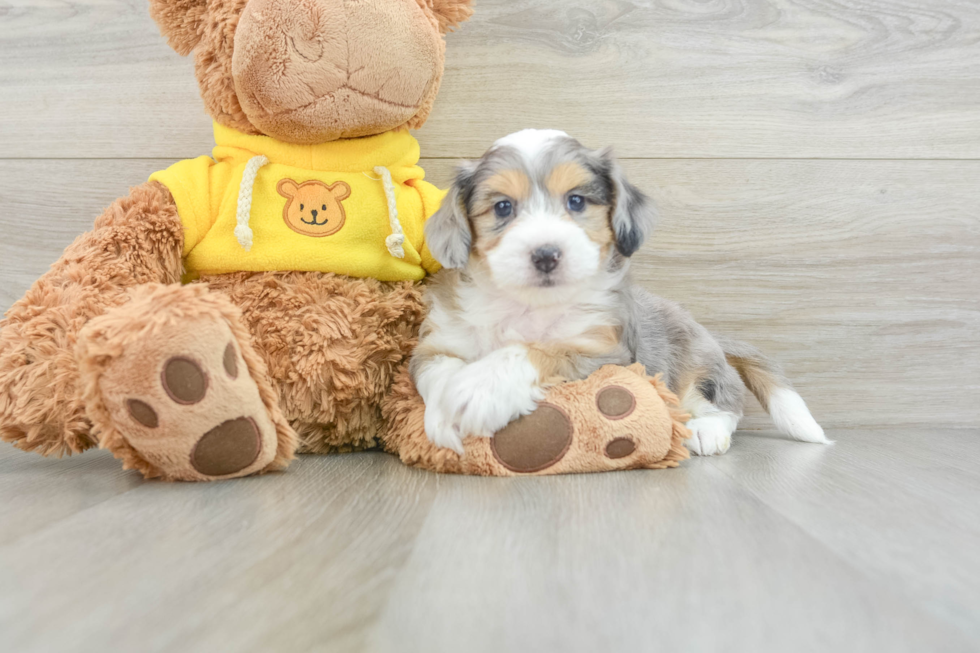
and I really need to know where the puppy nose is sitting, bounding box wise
[531,246,562,273]
[311,209,318,218]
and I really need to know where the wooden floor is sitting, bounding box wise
[2,0,979,650]
[1,429,979,652]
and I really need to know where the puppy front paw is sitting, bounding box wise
[415,356,468,454]
[450,346,545,439]
[423,401,465,455]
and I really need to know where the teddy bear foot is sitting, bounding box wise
[77,284,296,481]
[383,363,692,476]
[475,365,691,475]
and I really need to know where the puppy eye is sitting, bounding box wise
[494,200,513,219]
[322,204,326,211]
[567,194,586,213]
[300,204,304,211]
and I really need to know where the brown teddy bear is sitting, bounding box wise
[0,0,475,481]
[0,0,690,480]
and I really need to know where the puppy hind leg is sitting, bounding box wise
[684,412,739,456]
[681,366,743,456]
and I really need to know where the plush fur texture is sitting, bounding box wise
[233,0,441,143]
[148,0,208,56]
[202,272,426,454]
[382,363,690,475]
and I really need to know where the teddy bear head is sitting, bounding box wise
[149,0,474,144]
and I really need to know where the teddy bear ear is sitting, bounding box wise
[277,179,299,198]
[327,181,352,202]
[425,0,474,33]
[148,0,208,56]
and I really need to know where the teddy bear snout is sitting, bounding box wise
[232,0,442,144]
[288,33,323,63]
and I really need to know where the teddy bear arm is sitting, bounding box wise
[0,181,185,456]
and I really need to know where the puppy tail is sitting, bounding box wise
[719,339,830,444]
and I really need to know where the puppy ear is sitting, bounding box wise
[425,0,475,33]
[425,162,476,269]
[148,0,207,56]
[601,148,657,258]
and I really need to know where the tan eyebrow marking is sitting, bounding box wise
[546,162,591,198]
[485,169,532,202]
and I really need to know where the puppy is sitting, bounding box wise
[410,129,828,455]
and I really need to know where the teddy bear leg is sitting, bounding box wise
[206,272,426,454]
[76,283,297,481]
[382,364,691,476]
[0,181,184,457]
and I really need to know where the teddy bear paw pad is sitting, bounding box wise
[605,437,636,459]
[97,322,280,481]
[190,417,262,476]
[491,403,573,473]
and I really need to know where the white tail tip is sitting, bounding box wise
[768,388,830,444]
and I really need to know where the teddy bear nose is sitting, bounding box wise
[311,209,318,218]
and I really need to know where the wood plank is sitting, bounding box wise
[706,428,980,641]
[1,0,979,159]
[2,436,979,653]
[618,158,980,430]
[0,452,438,653]
[0,159,165,303]
[0,443,142,547]
[2,158,976,429]
[366,440,976,653]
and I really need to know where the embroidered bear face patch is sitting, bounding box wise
[277,179,351,237]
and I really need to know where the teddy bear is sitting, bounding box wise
[0,0,476,481]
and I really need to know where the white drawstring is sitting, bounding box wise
[371,166,406,259]
[234,155,268,251]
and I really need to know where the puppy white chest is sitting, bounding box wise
[431,271,623,362]
[471,300,609,353]
[496,306,567,342]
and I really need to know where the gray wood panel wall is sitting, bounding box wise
[1,0,977,429]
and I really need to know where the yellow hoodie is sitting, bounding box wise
[149,123,445,282]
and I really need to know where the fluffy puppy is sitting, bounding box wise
[411,129,828,455]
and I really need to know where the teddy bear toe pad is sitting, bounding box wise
[596,385,636,419]
[605,437,637,459]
